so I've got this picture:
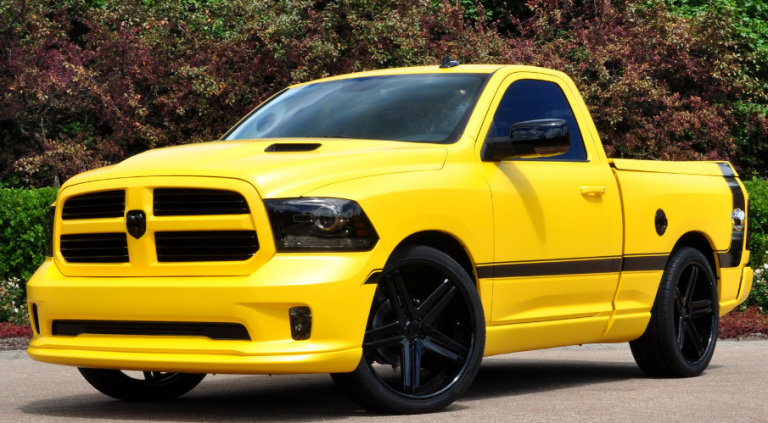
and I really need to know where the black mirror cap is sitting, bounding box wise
[482,119,571,161]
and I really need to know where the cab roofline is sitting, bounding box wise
[288,64,510,88]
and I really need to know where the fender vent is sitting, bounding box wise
[155,231,258,262]
[153,188,250,216]
[62,190,125,220]
[265,143,321,152]
[60,233,129,263]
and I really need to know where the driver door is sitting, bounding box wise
[477,72,623,326]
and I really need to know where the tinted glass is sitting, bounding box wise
[226,74,488,143]
[488,79,587,161]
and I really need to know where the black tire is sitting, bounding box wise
[629,247,719,377]
[332,245,485,414]
[78,368,206,401]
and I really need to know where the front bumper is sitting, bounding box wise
[26,256,378,374]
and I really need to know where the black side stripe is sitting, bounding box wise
[477,266,494,279]
[476,257,621,278]
[622,255,669,272]
[475,254,672,278]
[717,163,745,268]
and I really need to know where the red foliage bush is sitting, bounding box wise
[719,307,768,339]
[0,0,507,186]
[502,0,768,166]
[0,322,32,339]
[1,0,765,186]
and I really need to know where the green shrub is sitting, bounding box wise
[744,177,768,309]
[0,188,59,283]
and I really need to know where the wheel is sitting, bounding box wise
[629,247,719,377]
[78,368,206,401]
[332,245,485,414]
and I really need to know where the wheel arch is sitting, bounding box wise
[672,231,718,281]
[392,231,478,287]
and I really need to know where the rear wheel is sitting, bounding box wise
[78,368,206,401]
[332,245,485,414]
[629,247,719,377]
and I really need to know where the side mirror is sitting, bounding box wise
[481,119,570,161]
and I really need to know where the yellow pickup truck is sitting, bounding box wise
[26,63,754,414]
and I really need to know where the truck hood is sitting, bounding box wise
[64,139,449,198]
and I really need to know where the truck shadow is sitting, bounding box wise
[19,359,647,421]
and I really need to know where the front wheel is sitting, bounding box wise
[629,247,719,377]
[332,245,485,414]
[78,368,206,401]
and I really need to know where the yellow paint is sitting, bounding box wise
[27,65,751,373]
[491,273,618,325]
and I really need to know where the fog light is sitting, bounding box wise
[289,307,312,340]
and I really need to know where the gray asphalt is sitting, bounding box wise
[2,341,767,422]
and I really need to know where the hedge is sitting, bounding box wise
[744,177,768,308]
[0,188,58,282]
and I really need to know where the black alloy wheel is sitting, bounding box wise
[78,368,206,401]
[365,269,473,397]
[332,246,485,414]
[630,247,719,377]
[673,263,717,364]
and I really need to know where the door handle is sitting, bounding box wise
[581,186,606,197]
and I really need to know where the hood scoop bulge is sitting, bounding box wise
[265,143,322,152]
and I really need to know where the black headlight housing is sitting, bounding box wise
[265,198,378,252]
[44,206,55,257]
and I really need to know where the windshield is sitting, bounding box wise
[224,74,488,143]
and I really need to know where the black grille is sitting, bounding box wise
[62,190,125,220]
[52,320,251,340]
[60,233,129,263]
[155,231,258,262]
[265,143,321,152]
[153,189,249,216]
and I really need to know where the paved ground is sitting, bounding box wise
[2,341,767,422]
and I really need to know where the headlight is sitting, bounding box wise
[265,198,378,251]
[44,206,55,257]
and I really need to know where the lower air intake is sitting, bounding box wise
[52,320,251,340]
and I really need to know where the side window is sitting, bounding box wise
[487,79,587,161]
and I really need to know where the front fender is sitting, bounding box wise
[304,166,494,273]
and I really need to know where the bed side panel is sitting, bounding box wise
[616,170,732,256]
[600,169,737,343]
